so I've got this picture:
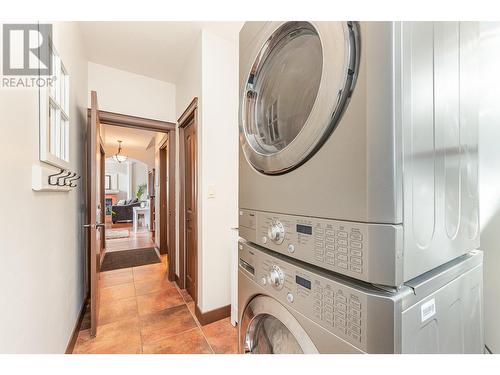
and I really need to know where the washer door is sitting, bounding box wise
[240,295,318,354]
[240,21,359,175]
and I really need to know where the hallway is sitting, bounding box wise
[105,224,155,253]
[73,256,238,354]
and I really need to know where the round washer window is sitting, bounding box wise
[244,22,323,155]
[246,313,304,354]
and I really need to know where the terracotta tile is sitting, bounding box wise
[100,283,135,303]
[100,268,134,288]
[139,304,198,345]
[136,288,184,316]
[100,266,133,276]
[73,317,141,354]
[98,296,138,325]
[202,317,239,354]
[142,328,212,354]
[133,263,167,282]
[134,278,176,296]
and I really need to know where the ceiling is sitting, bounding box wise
[79,22,243,83]
[102,124,157,150]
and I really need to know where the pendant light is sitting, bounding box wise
[112,140,128,163]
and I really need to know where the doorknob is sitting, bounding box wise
[83,223,106,229]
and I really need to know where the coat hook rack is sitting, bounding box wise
[32,165,81,192]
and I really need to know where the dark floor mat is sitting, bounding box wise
[100,247,161,272]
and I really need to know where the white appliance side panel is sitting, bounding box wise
[401,263,484,354]
[402,22,480,280]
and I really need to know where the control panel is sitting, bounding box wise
[238,240,368,350]
[239,209,402,285]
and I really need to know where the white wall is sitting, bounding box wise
[171,30,239,314]
[132,161,148,200]
[88,62,176,122]
[105,159,130,200]
[198,31,239,312]
[479,22,500,354]
[0,22,88,353]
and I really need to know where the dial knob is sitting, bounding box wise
[268,221,285,244]
[269,265,284,290]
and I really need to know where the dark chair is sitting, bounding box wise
[112,199,141,223]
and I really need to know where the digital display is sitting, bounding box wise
[296,224,312,235]
[296,275,311,290]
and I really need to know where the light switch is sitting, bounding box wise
[207,185,216,199]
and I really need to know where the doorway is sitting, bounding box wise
[86,91,176,336]
[179,98,199,303]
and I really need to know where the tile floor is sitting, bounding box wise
[73,255,238,354]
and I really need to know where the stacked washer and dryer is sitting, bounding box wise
[237,21,484,354]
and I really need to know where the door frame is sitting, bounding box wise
[158,132,176,281]
[178,97,199,295]
[86,109,177,282]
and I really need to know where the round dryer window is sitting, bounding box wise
[240,21,359,175]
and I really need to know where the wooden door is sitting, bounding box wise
[148,169,155,241]
[86,91,105,337]
[184,119,197,302]
[159,144,168,255]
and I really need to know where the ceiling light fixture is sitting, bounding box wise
[113,140,128,163]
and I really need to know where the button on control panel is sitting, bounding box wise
[240,209,387,283]
[239,240,368,351]
[312,284,364,345]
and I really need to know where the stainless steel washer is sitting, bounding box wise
[238,240,484,354]
[239,22,480,286]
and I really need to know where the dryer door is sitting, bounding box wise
[240,21,359,175]
[240,295,318,354]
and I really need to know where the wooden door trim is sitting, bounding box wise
[158,133,176,282]
[178,97,198,297]
[88,109,176,132]
[88,91,104,338]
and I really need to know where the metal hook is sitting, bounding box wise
[68,174,81,188]
[64,172,78,186]
[48,168,65,186]
[57,170,73,186]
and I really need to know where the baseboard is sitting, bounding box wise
[195,304,231,326]
[65,298,88,354]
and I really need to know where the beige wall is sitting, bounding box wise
[0,22,88,353]
[480,22,500,354]
[87,62,176,122]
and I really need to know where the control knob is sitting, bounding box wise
[269,265,284,290]
[268,220,285,244]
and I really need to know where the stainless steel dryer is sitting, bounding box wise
[239,21,480,286]
[238,240,484,354]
